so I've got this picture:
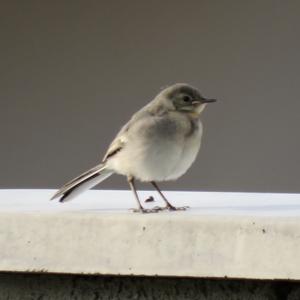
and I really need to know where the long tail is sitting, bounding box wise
[51,163,114,202]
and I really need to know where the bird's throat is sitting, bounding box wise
[188,103,207,118]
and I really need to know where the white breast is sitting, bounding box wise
[166,121,203,180]
[107,114,203,182]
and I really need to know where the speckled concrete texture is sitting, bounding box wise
[1,273,298,300]
[1,190,300,280]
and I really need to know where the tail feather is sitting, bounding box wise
[51,164,113,202]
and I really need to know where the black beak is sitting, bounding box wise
[201,97,217,103]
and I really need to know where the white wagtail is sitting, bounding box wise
[51,83,216,212]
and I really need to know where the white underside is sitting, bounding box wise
[107,123,203,182]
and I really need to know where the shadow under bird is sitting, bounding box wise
[51,83,217,213]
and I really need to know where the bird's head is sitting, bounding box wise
[157,83,217,117]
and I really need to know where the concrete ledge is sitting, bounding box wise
[0,189,300,280]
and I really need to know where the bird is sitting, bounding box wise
[51,83,217,213]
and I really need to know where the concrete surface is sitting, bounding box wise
[1,190,300,280]
[1,272,300,300]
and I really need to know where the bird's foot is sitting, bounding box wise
[131,206,162,213]
[164,205,189,211]
[131,205,189,213]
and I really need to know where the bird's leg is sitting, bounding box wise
[128,176,144,212]
[150,181,189,211]
[150,181,176,210]
[127,176,159,213]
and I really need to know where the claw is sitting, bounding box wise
[131,207,160,214]
[131,205,189,213]
[165,205,189,211]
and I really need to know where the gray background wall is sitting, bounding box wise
[1,1,300,193]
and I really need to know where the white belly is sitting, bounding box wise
[166,126,202,180]
[108,118,203,182]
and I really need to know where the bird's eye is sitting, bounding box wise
[182,95,192,103]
